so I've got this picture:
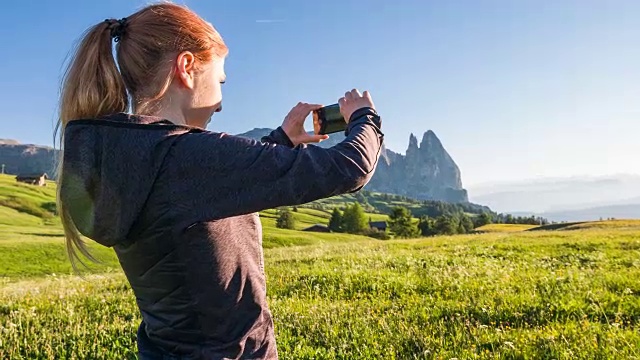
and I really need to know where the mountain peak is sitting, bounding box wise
[420,130,443,150]
[408,133,418,149]
[234,127,467,203]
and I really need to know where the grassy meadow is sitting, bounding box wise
[1,174,640,359]
[475,224,539,233]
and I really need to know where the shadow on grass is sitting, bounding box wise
[19,232,64,238]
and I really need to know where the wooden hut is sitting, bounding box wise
[15,173,48,186]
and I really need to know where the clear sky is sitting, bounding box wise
[1,0,639,186]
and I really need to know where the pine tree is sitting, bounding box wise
[435,215,457,235]
[418,216,437,236]
[388,206,420,238]
[460,213,474,233]
[328,208,343,232]
[475,212,492,227]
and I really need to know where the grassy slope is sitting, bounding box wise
[0,174,59,226]
[479,220,640,233]
[529,219,640,232]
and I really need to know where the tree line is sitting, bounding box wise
[275,199,549,239]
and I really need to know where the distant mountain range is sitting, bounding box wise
[0,139,57,176]
[469,175,640,221]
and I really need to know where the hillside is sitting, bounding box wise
[0,173,59,227]
[528,219,640,232]
[475,224,539,233]
[0,140,57,176]
[475,219,640,233]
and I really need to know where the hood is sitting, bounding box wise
[60,113,198,247]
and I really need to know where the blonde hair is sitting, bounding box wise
[55,2,228,268]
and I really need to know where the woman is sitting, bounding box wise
[57,3,383,359]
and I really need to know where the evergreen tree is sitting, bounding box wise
[276,208,296,229]
[342,203,369,234]
[435,215,457,235]
[418,216,437,236]
[475,212,492,228]
[388,206,420,238]
[328,208,343,232]
[460,213,474,233]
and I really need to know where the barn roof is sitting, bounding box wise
[16,172,48,178]
[303,224,330,231]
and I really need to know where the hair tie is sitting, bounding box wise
[105,17,128,42]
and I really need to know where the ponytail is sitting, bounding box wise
[56,20,128,269]
[54,3,228,270]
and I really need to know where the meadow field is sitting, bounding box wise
[1,174,639,359]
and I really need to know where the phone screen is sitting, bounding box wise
[319,104,346,134]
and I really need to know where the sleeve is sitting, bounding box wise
[260,127,294,148]
[168,107,384,219]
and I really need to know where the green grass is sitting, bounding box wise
[2,174,640,358]
[477,224,540,232]
[2,229,640,359]
[562,219,640,231]
[0,174,59,226]
[529,220,640,232]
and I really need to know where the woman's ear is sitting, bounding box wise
[175,51,196,89]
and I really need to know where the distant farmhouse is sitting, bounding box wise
[302,224,331,233]
[15,173,48,186]
[369,221,387,232]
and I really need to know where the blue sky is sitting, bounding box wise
[1,0,639,186]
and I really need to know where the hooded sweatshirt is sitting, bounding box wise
[59,108,383,359]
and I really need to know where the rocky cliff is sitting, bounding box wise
[237,129,468,203]
[0,128,468,203]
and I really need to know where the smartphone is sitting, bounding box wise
[313,104,347,135]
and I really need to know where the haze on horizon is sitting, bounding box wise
[1,0,638,187]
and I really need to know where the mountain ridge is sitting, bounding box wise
[237,127,468,203]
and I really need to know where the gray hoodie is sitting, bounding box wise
[60,107,383,359]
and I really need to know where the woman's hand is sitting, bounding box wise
[281,102,330,146]
[339,89,375,122]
